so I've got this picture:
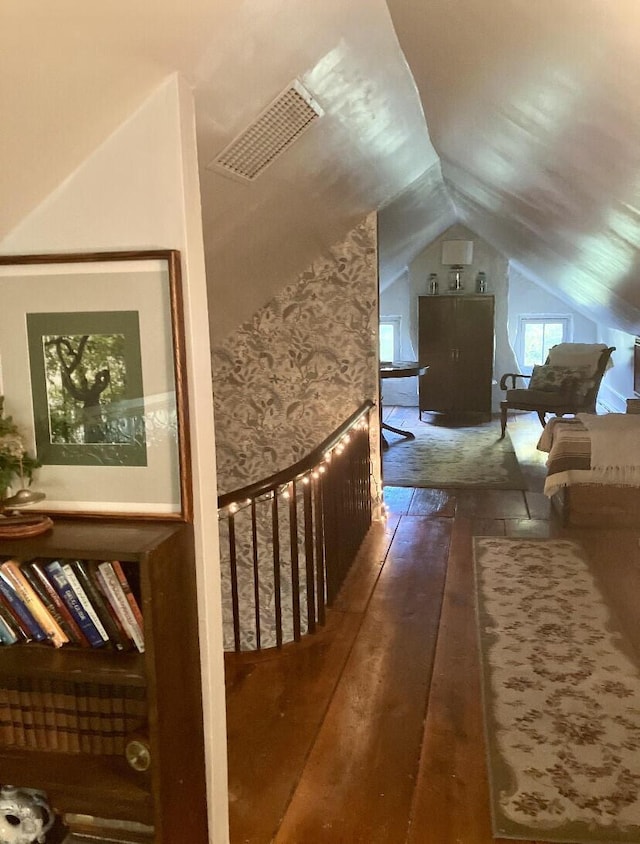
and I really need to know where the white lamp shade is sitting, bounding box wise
[442,240,473,266]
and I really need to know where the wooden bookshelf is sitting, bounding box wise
[0,518,208,843]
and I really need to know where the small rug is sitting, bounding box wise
[473,537,640,843]
[382,419,526,489]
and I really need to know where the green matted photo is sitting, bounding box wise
[27,310,147,467]
[0,250,191,520]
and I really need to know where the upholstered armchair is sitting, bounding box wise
[499,344,615,438]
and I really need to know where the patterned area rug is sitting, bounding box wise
[473,537,640,843]
[382,419,526,489]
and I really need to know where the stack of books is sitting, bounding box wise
[0,676,147,754]
[0,557,144,653]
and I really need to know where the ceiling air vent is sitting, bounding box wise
[208,80,323,182]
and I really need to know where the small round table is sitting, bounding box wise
[380,361,428,448]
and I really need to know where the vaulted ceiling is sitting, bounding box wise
[2,0,640,338]
[384,0,640,336]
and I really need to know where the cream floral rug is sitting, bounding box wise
[383,420,526,489]
[474,538,640,843]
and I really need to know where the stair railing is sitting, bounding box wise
[217,400,374,652]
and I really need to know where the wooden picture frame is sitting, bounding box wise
[0,250,192,521]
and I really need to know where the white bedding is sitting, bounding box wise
[539,413,640,497]
[577,413,640,479]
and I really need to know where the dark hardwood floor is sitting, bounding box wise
[224,407,640,843]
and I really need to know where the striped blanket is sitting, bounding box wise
[537,415,640,497]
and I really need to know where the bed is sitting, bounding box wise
[537,412,640,526]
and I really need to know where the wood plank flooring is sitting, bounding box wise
[224,408,640,844]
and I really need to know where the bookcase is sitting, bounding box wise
[0,518,208,843]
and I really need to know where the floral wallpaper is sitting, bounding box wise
[212,212,379,494]
[212,213,380,650]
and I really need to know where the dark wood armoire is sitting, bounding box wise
[418,294,495,419]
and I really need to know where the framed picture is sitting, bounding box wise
[0,250,192,520]
[634,338,640,397]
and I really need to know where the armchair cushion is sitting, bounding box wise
[527,363,593,398]
[505,388,576,409]
[570,366,596,402]
[528,364,573,393]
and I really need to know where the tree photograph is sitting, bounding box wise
[43,332,132,445]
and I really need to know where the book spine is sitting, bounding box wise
[61,564,110,644]
[66,679,83,754]
[0,612,18,645]
[76,681,92,754]
[30,679,48,748]
[40,678,59,752]
[0,598,30,642]
[86,682,103,755]
[19,563,74,642]
[98,562,145,653]
[0,571,47,642]
[44,561,106,649]
[0,685,14,745]
[17,676,36,749]
[0,560,68,647]
[6,679,24,747]
[24,560,90,647]
[111,561,144,630]
[50,678,70,754]
[93,568,134,648]
[70,560,127,651]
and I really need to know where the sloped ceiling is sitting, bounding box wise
[384,0,640,333]
[193,0,440,339]
[1,0,640,336]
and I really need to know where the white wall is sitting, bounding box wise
[507,267,598,355]
[0,75,229,843]
[379,269,419,405]
[597,326,637,412]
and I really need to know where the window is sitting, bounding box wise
[517,316,571,373]
[379,316,401,363]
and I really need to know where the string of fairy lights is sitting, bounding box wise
[217,417,385,521]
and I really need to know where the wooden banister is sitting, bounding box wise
[217,400,375,652]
